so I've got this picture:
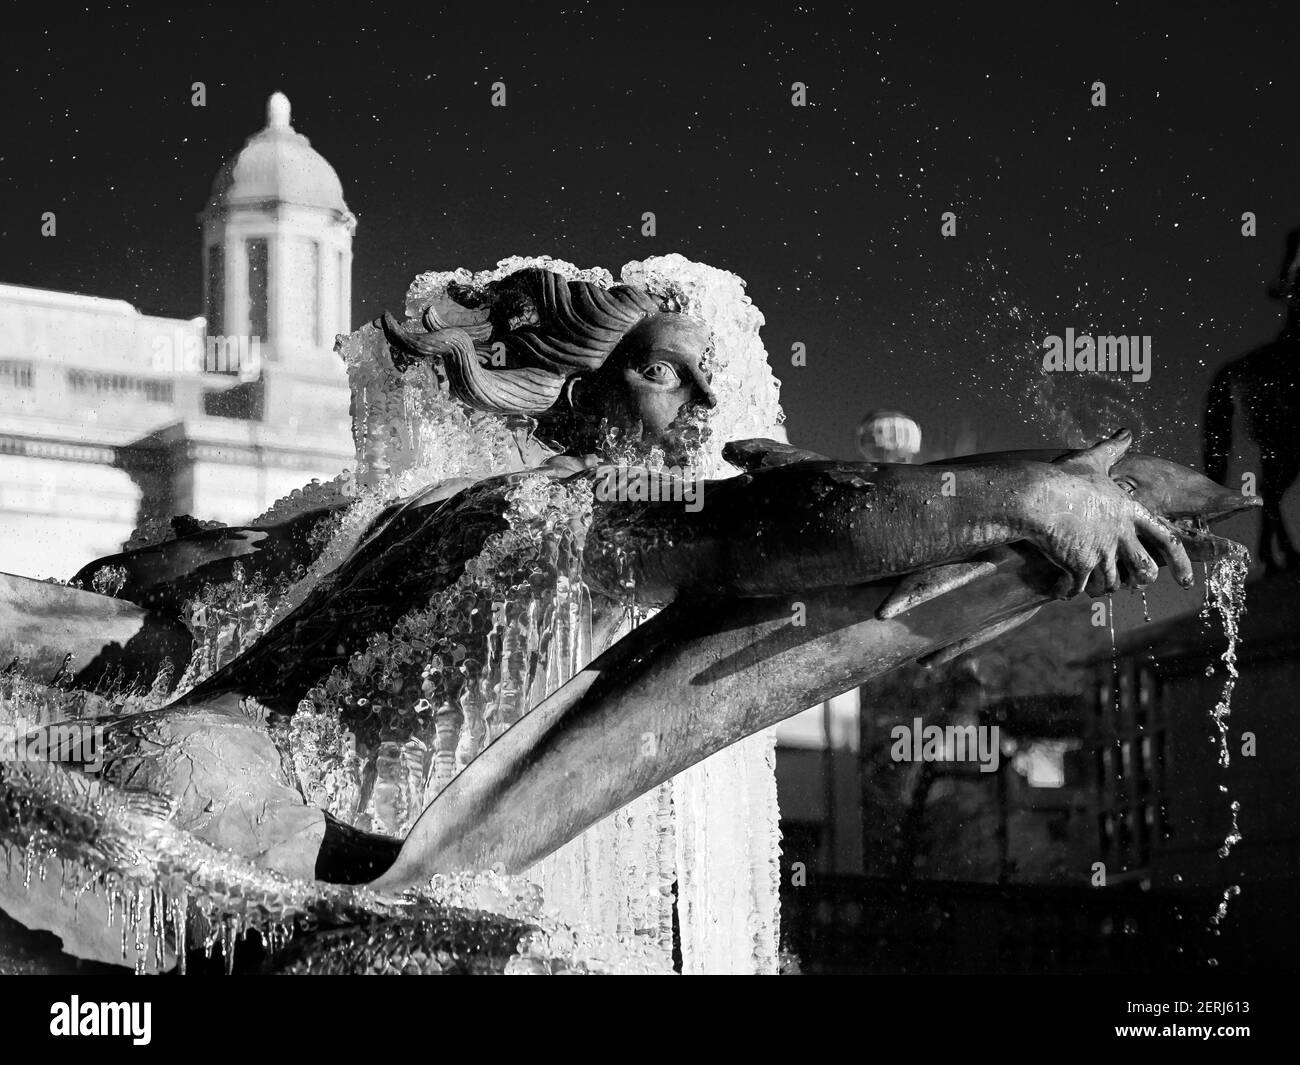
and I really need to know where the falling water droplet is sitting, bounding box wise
[1219,800,1242,859]
[1206,550,1247,769]
[1200,548,1248,933]
[1107,594,1119,717]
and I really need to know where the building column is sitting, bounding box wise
[225,229,248,348]
[339,245,352,335]
[315,236,330,354]
[269,230,287,356]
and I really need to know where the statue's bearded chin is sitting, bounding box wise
[596,404,709,468]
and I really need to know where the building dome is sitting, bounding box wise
[857,409,923,463]
[204,93,349,217]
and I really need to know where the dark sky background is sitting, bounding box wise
[1,0,1295,620]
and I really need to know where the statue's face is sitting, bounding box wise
[579,313,717,448]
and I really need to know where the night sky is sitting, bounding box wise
[2,2,1297,513]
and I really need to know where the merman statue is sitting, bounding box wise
[0,260,1255,972]
[1204,227,1300,571]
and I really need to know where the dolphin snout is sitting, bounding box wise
[1196,484,1263,523]
[1127,459,1264,525]
[1174,525,1251,562]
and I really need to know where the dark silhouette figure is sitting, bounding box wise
[1205,229,1300,571]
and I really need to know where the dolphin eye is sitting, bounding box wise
[1114,478,1137,496]
[642,362,680,385]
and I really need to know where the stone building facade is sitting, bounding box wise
[0,94,355,579]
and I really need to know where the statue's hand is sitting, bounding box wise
[1031,429,1195,598]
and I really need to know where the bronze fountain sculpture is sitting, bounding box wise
[0,257,1255,973]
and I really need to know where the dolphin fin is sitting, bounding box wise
[721,438,830,471]
[917,606,1042,667]
[876,557,1000,620]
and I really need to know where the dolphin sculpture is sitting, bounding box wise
[370,439,1256,887]
[67,503,349,620]
[877,446,1257,623]
[0,256,1263,971]
[0,434,1255,969]
[0,572,191,691]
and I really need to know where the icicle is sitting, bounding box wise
[743,730,781,975]
[151,884,164,973]
[547,578,574,695]
[369,741,407,836]
[523,597,545,708]
[131,885,148,975]
[490,596,529,739]
[456,659,487,772]
[200,910,217,960]
[401,736,429,826]
[221,916,238,975]
[431,699,464,796]
[173,888,188,975]
[574,578,593,675]
[655,783,676,958]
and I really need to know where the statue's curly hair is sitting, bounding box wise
[381,268,664,418]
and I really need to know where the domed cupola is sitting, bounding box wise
[199,93,356,431]
[205,93,350,217]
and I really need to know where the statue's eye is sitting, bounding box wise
[642,362,680,385]
[1115,478,1137,496]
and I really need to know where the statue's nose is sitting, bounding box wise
[690,368,718,409]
